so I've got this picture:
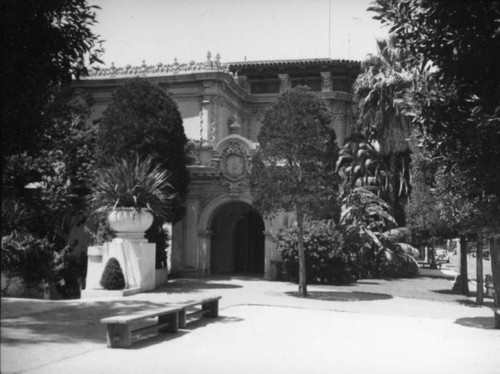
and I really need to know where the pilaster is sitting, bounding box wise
[198,229,213,274]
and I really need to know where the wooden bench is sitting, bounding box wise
[177,296,221,328]
[100,296,221,348]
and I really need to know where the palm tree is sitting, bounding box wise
[336,133,389,195]
[339,182,419,278]
[353,35,414,225]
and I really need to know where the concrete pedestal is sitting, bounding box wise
[82,238,156,298]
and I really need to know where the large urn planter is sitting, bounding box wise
[107,208,154,241]
[84,157,175,298]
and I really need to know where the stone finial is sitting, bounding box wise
[228,114,241,135]
[205,51,213,69]
[215,53,221,68]
[139,59,148,76]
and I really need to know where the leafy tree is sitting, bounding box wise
[2,88,98,298]
[2,88,98,246]
[369,0,500,204]
[1,0,103,161]
[370,0,500,305]
[250,87,339,297]
[96,78,190,223]
[405,145,452,245]
[352,36,413,225]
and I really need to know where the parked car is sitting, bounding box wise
[435,249,450,263]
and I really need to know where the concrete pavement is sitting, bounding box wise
[1,273,499,374]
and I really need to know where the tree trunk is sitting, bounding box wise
[387,152,407,226]
[387,153,398,223]
[460,235,469,295]
[476,234,484,305]
[453,235,469,295]
[296,203,307,297]
[430,237,437,269]
[490,234,500,329]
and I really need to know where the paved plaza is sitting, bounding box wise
[1,268,499,374]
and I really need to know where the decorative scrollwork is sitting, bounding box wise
[218,139,252,197]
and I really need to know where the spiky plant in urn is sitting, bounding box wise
[89,156,176,241]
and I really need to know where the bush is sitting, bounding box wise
[378,253,419,278]
[278,220,354,284]
[1,233,55,284]
[100,257,126,290]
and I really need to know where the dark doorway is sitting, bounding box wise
[210,202,265,275]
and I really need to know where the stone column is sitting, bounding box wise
[184,199,200,270]
[198,229,213,274]
[85,245,104,290]
[199,97,210,142]
[171,219,185,274]
[320,72,332,92]
[278,74,291,93]
[263,230,277,280]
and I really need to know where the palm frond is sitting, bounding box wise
[89,155,176,223]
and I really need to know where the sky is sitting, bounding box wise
[91,0,388,68]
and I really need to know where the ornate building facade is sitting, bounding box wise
[79,53,360,279]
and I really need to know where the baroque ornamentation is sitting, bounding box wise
[218,139,251,197]
[84,52,235,80]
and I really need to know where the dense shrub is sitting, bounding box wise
[278,220,354,284]
[100,258,126,290]
[378,252,419,278]
[1,233,55,284]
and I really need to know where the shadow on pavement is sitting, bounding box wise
[285,291,393,302]
[153,278,243,294]
[455,316,496,330]
[458,299,495,308]
[356,281,382,285]
[1,299,232,347]
[128,315,244,350]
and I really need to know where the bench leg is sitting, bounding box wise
[202,300,219,318]
[158,312,179,333]
[178,309,187,328]
[106,323,132,348]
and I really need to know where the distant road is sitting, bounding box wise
[446,251,493,281]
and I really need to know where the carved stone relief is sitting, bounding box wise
[218,139,252,197]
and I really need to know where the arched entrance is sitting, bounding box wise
[210,201,265,274]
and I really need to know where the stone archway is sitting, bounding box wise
[198,194,272,276]
[209,201,265,274]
